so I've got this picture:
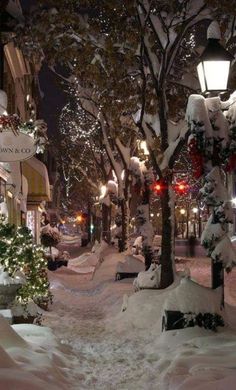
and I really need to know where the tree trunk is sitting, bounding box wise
[160,184,175,288]
[101,203,111,243]
[87,201,91,243]
[142,184,154,270]
[118,198,129,252]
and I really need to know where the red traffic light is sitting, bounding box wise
[151,180,165,195]
[174,181,189,194]
[154,183,162,192]
[151,180,189,195]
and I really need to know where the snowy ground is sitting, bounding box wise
[43,249,236,389]
[1,246,236,389]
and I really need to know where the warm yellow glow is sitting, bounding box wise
[197,61,230,92]
[140,140,149,156]
[197,63,206,92]
[231,198,236,207]
[192,207,198,214]
[76,214,83,223]
[100,185,107,197]
[7,191,13,198]
[180,208,186,215]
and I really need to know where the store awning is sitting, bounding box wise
[22,157,51,203]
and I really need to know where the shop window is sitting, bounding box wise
[26,210,36,238]
[0,178,6,202]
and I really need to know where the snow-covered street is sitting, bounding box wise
[1,241,236,389]
[38,242,236,390]
[2,2,236,389]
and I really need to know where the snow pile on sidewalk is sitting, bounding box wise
[61,234,81,244]
[133,263,161,290]
[68,240,108,274]
[0,316,72,389]
[164,277,222,314]
[111,275,224,335]
[106,274,236,389]
[3,244,233,390]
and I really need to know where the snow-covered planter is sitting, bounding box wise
[133,264,161,291]
[68,240,108,274]
[0,268,23,310]
[41,224,61,248]
[44,246,60,260]
[116,254,145,280]
[11,300,41,324]
[0,284,21,310]
[162,278,224,331]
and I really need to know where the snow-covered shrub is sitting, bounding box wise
[40,224,61,248]
[133,263,161,291]
[163,278,224,331]
[184,312,224,331]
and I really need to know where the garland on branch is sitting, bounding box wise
[0,114,48,153]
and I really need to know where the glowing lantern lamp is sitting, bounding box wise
[197,21,234,93]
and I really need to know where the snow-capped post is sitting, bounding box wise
[133,142,155,270]
[186,22,236,308]
[99,184,112,244]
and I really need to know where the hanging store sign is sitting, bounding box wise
[0,131,36,162]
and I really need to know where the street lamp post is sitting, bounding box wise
[197,21,234,94]
[180,208,186,239]
[192,207,198,237]
[196,21,234,295]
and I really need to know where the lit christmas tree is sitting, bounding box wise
[0,216,52,315]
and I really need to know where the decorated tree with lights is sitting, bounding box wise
[55,73,140,250]
[0,217,52,313]
[57,95,114,242]
[16,0,236,286]
[186,91,236,304]
[15,1,142,252]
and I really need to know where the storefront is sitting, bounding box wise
[22,157,51,243]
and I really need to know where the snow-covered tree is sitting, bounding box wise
[186,91,236,304]
[16,0,236,287]
[0,217,52,315]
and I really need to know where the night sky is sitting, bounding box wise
[20,0,67,138]
[37,64,67,138]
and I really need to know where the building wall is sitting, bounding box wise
[1,18,49,234]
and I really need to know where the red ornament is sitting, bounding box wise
[226,154,236,172]
[0,115,20,134]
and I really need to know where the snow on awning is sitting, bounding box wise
[22,157,51,203]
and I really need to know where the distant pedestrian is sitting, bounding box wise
[188,235,196,257]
